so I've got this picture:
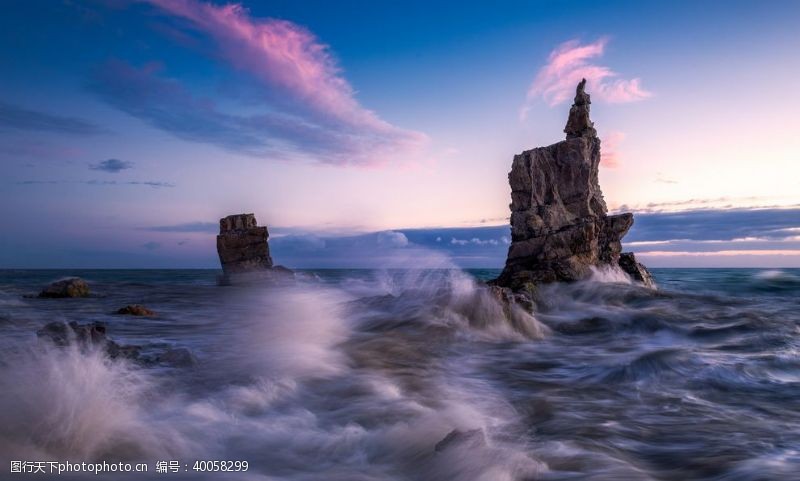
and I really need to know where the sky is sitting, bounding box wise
[1,0,799,269]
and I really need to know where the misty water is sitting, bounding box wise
[1,266,799,480]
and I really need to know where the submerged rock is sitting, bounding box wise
[116,304,156,316]
[155,347,196,367]
[434,428,487,453]
[38,277,90,298]
[495,80,653,290]
[36,321,196,367]
[36,321,140,360]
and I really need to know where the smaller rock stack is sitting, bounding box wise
[216,213,274,276]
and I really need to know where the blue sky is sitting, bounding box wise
[1,0,799,268]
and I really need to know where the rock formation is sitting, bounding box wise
[37,321,141,360]
[618,252,655,286]
[38,277,90,298]
[37,321,196,367]
[216,213,274,275]
[495,79,653,289]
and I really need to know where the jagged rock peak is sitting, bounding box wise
[564,78,597,139]
[494,81,654,290]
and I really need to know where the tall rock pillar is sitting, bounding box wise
[495,80,653,289]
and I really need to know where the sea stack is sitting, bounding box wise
[216,213,274,276]
[495,79,654,290]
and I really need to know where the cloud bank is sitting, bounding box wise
[521,37,651,118]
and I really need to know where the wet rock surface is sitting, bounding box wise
[38,277,90,298]
[36,321,140,360]
[619,252,656,287]
[495,80,652,290]
[36,321,194,367]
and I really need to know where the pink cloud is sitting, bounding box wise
[600,131,625,168]
[521,38,651,118]
[143,0,427,165]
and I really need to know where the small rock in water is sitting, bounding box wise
[434,428,487,453]
[619,252,655,288]
[38,277,90,298]
[156,347,196,367]
[116,304,156,316]
[216,213,295,285]
[216,213,274,275]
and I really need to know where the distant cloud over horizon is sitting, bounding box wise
[0,100,106,135]
[521,37,651,119]
[265,207,800,268]
[144,221,219,233]
[89,158,134,173]
[16,180,174,188]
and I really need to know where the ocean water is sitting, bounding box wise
[0,267,799,480]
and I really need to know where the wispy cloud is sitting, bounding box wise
[93,0,428,166]
[89,158,134,173]
[654,173,678,184]
[638,249,800,257]
[615,196,793,213]
[16,180,174,188]
[144,221,219,233]
[521,37,651,118]
[449,236,508,246]
[0,100,105,135]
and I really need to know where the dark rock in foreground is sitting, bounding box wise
[38,277,90,298]
[116,304,156,316]
[36,321,140,360]
[36,321,195,367]
[495,79,654,290]
[217,213,274,275]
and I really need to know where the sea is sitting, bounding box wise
[0,267,798,480]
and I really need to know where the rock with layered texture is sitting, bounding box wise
[495,79,653,289]
[216,213,274,275]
